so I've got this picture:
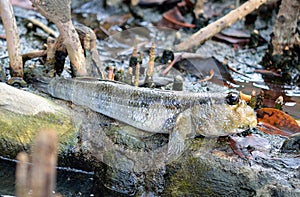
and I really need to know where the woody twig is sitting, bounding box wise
[30,0,87,76]
[176,0,268,51]
[0,0,23,77]
[15,129,59,197]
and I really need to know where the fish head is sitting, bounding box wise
[223,99,257,134]
[193,94,257,137]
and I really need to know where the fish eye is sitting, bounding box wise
[226,91,240,105]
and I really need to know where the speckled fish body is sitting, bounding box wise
[45,77,256,138]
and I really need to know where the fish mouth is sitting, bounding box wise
[245,112,258,128]
[249,118,258,128]
[236,101,258,129]
[235,118,257,133]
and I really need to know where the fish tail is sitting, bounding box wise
[31,76,52,93]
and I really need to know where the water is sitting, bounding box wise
[0,157,94,197]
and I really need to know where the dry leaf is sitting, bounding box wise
[162,7,195,29]
[256,108,300,136]
[229,134,271,159]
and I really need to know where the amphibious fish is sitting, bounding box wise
[37,77,257,156]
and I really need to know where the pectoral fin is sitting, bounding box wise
[167,109,193,161]
[168,129,186,157]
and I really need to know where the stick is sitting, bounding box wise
[27,18,58,38]
[16,152,29,197]
[0,0,23,77]
[30,0,87,76]
[176,0,268,51]
[30,129,58,197]
[22,50,47,60]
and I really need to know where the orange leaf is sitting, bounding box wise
[256,108,300,136]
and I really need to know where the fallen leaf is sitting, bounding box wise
[229,136,252,159]
[159,7,195,29]
[221,28,251,38]
[214,33,250,45]
[95,13,133,39]
[156,0,195,30]
[256,108,300,136]
[229,134,271,159]
[256,122,292,137]
[173,57,235,85]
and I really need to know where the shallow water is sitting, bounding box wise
[0,157,94,196]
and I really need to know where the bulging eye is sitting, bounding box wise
[226,91,240,105]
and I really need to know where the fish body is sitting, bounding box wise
[44,77,257,155]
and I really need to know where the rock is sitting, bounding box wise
[91,130,300,196]
[0,83,77,156]
[164,136,300,196]
[0,83,63,115]
[281,133,300,153]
